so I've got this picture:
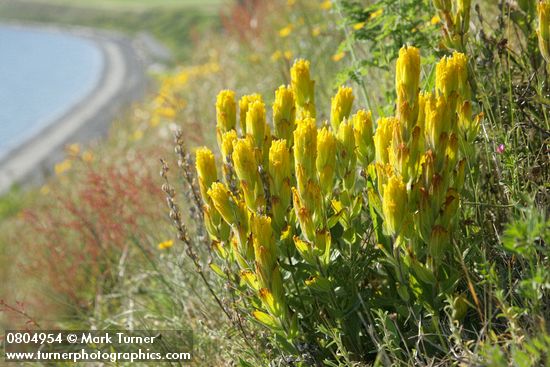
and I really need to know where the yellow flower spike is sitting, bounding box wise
[316,127,337,196]
[352,110,375,167]
[382,175,408,236]
[293,117,318,184]
[221,130,238,162]
[538,1,550,65]
[195,147,218,202]
[232,138,265,211]
[208,182,235,224]
[269,140,292,233]
[336,118,357,190]
[273,85,296,144]
[239,94,263,134]
[395,46,421,128]
[208,181,249,238]
[216,90,237,133]
[245,100,268,151]
[435,52,469,99]
[330,86,354,131]
[424,94,452,150]
[291,59,316,119]
[374,117,398,165]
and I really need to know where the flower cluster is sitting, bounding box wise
[193,49,477,337]
[371,46,478,281]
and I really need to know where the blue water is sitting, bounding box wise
[0,25,104,158]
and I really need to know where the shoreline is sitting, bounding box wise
[0,22,151,194]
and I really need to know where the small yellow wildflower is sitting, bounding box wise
[431,15,441,25]
[353,22,365,30]
[369,8,383,19]
[158,239,174,250]
[320,0,332,10]
[82,151,94,163]
[279,25,293,38]
[132,130,144,141]
[40,185,50,195]
[149,116,160,127]
[54,159,72,175]
[332,52,345,62]
[287,0,296,6]
[249,53,261,63]
[284,50,293,60]
[271,50,282,61]
[311,26,321,37]
[66,143,80,157]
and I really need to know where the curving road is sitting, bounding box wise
[0,24,150,194]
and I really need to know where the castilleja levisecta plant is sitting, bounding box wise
[193,47,479,352]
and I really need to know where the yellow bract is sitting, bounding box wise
[330,86,354,131]
[316,127,337,195]
[273,85,296,145]
[239,94,263,134]
[157,240,174,250]
[382,175,408,236]
[216,90,237,132]
[291,59,316,118]
[195,147,218,201]
[233,138,265,211]
[293,118,318,190]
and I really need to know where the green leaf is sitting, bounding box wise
[252,310,278,329]
[411,262,436,285]
[209,263,226,278]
